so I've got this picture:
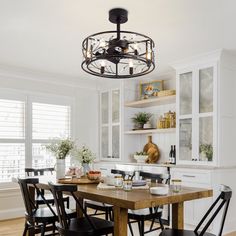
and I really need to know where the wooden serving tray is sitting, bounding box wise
[57,176,100,184]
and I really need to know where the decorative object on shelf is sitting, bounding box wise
[143,135,159,163]
[140,80,163,99]
[45,138,74,179]
[133,151,149,163]
[158,89,176,97]
[131,112,152,129]
[157,110,176,129]
[72,145,96,174]
[199,144,213,161]
[81,8,155,79]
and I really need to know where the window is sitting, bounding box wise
[100,89,121,160]
[32,102,71,168]
[0,99,25,182]
[0,92,72,184]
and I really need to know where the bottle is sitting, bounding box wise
[169,145,173,164]
[172,145,176,164]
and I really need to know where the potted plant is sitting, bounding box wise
[72,145,95,174]
[45,138,74,178]
[133,151,149,163]
[131,112,152,129]
[199,144,213,161]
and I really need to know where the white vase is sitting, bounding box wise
[82,163,90,175]
[56,159,65,179]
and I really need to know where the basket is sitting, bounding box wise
[158,90,176,97]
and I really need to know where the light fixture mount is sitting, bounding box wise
[81,8,155,79]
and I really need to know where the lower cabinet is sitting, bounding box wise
[170,168,213,228]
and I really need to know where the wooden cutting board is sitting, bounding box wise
[57,177,101,184]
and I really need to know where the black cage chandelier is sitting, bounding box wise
[81,8,155,79]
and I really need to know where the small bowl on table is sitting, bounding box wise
[150,185,169,195]
[87,170,101,180]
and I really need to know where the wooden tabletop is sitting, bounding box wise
[73,183,212,210]
[36,177,213,236]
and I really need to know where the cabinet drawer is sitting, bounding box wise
[172,171,211,185]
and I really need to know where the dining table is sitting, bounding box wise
[35,176,213,236]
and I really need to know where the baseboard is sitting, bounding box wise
[0,208,24,221]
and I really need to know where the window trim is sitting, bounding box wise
[0,89,75,188]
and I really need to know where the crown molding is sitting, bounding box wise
[0,64,100,90]
[171,49,223,71]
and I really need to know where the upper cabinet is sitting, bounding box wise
[177,65,215,164]
[173,50,236,167]
[100,88,121,161]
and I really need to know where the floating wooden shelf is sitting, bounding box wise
[124,95,176,108]
[124,128,176,135]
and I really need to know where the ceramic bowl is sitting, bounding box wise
[150,186,169,195]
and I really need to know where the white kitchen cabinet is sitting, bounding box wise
[172,50,236,167]
[170,168,212,227]
[100,89,122,161]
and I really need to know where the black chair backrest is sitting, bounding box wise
[48,182,96,230]
[194,185,232,236]
[139,171,171,184]
[111,169,134,179]
[18,178,39,217]
[25,168,54,176]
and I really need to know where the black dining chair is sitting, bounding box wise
[159,185,232,236]
[48,182,114,236]
[18,177,58,236]
[25,167,70,208]
[18,177,76,236]
[128,171,170,236]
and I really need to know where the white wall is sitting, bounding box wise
[0,68,99,220]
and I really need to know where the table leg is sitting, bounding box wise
[113,206,128,236]
[76,197,84,218]
[172,202,184,229]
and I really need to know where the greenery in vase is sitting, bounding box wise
[72,145,95,164]
[45,138,74,159]
[131,112,152,127]
[199,144,213,161]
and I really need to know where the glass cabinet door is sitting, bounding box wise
[198,67,214,162]
[179,72,192,115]
[179,119,192,161]
[100,89,120,160]
[101,92,109,159]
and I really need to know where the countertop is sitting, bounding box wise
[94,161,236,170]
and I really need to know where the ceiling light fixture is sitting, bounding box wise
[81,8,155,79]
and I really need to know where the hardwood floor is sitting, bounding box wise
[0,218,24,236]
[0,217,235,236]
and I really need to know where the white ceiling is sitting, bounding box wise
[0,0,236,81]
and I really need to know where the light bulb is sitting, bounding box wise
[100,60,105,74]
[146,51,152,60]
[129,60,134,75]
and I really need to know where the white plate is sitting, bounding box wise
[132,180,146,186]
[150,186,169,195]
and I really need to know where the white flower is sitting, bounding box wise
[72,145,95,164]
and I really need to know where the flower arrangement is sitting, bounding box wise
[45,138,74,159]
[72,145,95,164]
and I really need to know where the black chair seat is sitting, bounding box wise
[57,217,114,236]
[160,229,215,236]
[36,192,70,207]
[33,207,76,222]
